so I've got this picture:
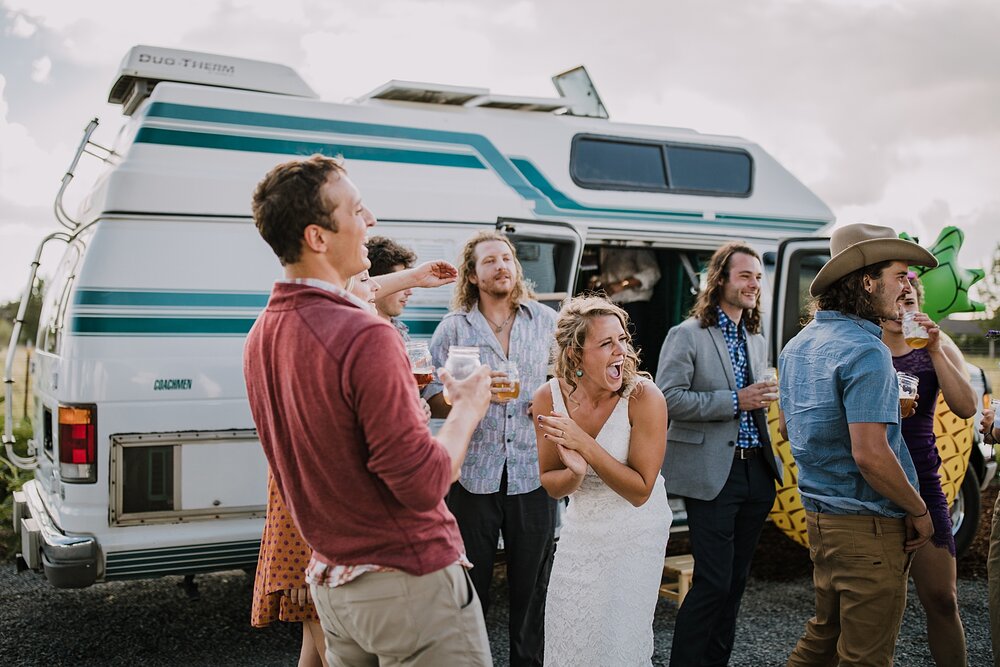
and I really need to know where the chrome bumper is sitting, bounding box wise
[13,480,99,588]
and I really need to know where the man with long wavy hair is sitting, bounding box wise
[781,223,939,666]
[426,230,558,667]
[655,241,783,666]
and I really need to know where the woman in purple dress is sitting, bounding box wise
[882,276,978,667]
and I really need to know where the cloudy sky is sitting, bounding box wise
[1,0,998,305]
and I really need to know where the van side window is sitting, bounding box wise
[512,239,576,307]
[571,137,667,190]
[780,249,830,350]
[665,145,752,195]
[571,135,753,197]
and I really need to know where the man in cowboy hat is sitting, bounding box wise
[780,223,939,667]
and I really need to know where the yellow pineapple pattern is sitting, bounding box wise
[766,394,973,547]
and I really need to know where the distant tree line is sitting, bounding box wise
[0,278,45,347]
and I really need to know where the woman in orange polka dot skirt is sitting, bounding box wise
[252,471,327,667]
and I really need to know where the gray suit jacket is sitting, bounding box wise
[655,316,782,501]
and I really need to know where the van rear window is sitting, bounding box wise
[571,135,752,197]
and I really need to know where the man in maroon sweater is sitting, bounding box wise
[244,154,494,666]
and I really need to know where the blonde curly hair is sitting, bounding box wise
[553,295,650,400]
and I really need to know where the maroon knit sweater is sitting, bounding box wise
[243,283,464,576]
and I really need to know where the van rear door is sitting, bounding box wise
[495,218,583,310]
[770,237,830,364]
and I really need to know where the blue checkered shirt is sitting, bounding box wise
[717,307,761,449]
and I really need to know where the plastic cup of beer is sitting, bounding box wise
[443,346,481,404]
[897,371,919,416]
[406,341,434,390]
[759,366,778,401]
[902,311,929,349]
[492,361,521,401]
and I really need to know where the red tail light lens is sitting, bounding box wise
[59,405,96,483]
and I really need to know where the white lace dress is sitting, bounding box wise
[544,378,672,667]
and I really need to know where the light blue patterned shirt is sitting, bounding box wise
[779,310,918,517]
[426,301,556,495]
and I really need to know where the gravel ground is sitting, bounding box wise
[0,562,992,666]
[2,487,996,666]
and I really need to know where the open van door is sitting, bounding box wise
[496,218,583,311]
[770,237,830,364]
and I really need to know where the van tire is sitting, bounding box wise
[952,466,981,558]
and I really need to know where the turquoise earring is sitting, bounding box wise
[575,369,584,377]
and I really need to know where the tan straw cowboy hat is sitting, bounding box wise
[809,223,938,297]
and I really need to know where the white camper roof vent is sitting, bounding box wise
[357,81,490,106]
[109,45,318,115]
[357,66,608,118]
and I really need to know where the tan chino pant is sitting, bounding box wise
[787,512,912,667]
[310,563,493,667]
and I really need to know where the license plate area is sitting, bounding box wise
[110,429,266,526]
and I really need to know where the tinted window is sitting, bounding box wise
[571,135,753,197]
[781,250,830,350]
[572,138,667,189]
[666,146,752,194]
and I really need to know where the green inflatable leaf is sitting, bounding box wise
[900,226,985,319]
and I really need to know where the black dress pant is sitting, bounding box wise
[669,453,776,667]
[447,470,557,667]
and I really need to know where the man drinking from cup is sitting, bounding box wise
[780,223,939,667]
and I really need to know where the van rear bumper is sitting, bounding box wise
[13,480,99,588]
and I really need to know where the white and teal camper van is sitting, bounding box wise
[4,45,989,588]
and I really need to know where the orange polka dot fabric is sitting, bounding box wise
[251,471,319,626]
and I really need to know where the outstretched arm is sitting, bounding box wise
[378,260,457,294]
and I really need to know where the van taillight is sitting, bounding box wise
[59,405,96,483]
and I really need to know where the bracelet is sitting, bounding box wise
[912,508,928,518]
[621,279,630,289]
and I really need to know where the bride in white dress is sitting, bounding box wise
[533,296,672,666]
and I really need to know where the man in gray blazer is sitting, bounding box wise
[656,242,782,667]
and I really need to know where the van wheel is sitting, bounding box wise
[951,466,981,558]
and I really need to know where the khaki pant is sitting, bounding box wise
[310,564,493,667]
[787,512,912,667]
[988,492,1000,666]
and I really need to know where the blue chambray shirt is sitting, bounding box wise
[716,307,761,449]
[778,310,918,517]
[426,301,556,495]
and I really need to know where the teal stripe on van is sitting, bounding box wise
[75,289,269,308]
[136,128,486,170]
[141,102,830,232]
[72,316,256,336]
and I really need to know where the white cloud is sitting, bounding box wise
[8,11,36,37]
[30,55,51,82]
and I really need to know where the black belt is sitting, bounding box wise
[734,447,761,460]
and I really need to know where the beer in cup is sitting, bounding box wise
[902,311,930,349]
[492,360,521,401]
[897,371,919,417]
[406,341,434,390]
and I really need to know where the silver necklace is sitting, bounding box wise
[483,309,515,333]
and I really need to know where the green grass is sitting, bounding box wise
[0,345,34,561]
